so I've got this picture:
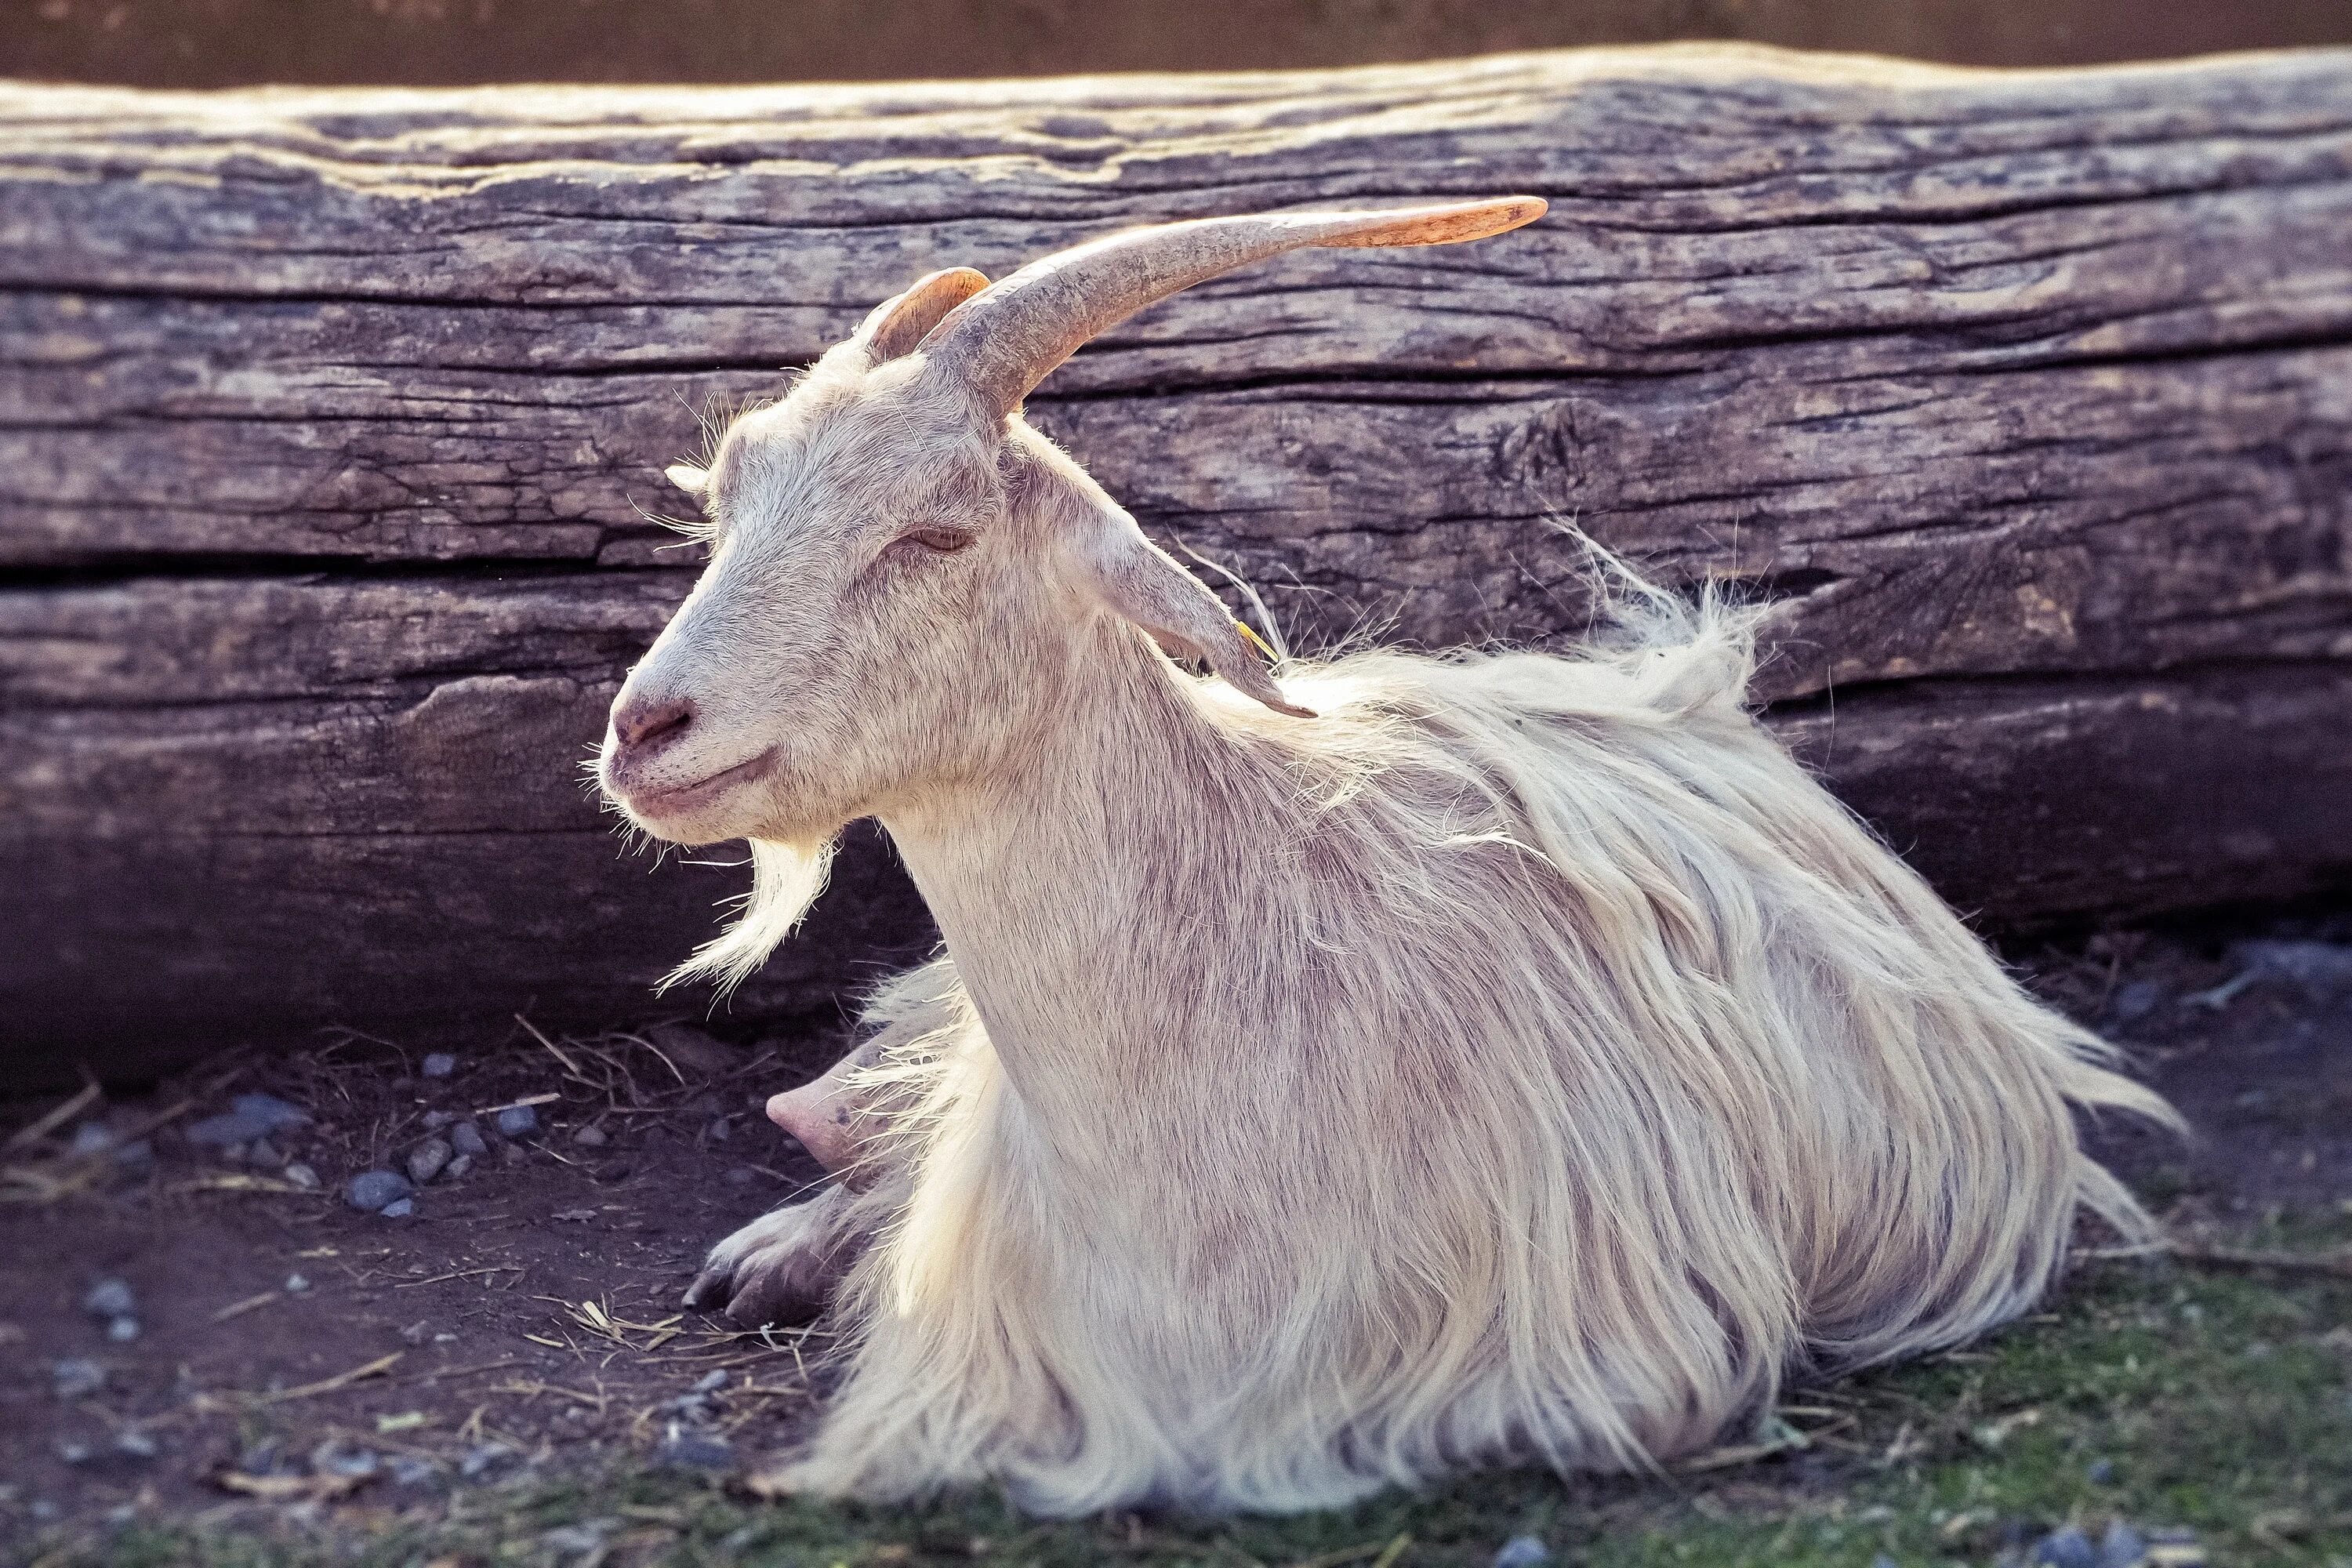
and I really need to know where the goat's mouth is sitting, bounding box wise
[614,746,780,824]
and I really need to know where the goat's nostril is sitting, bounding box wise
[615,695,695,752]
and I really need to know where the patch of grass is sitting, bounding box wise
[40,1254,2352,1568]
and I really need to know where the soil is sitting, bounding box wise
[2,913,2347,1544]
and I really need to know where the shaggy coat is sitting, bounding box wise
[597,200,2177,1515]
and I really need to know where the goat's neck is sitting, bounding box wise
[879,618,1269,1128]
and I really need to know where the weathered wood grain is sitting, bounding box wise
[3,47,2349,1081]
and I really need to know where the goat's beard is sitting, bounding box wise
[662,835,839,996]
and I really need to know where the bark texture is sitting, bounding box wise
[4,47,2350,1081]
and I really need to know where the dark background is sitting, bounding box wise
[6,0,2350,87]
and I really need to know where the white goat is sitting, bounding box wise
[598,199,2176,1515]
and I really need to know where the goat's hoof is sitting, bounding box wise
[685,1185,858,1327]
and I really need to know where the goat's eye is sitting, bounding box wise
[897,525,974,555]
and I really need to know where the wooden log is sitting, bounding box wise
[3,47,2350,1083]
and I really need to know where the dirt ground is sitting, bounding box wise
[2,911,2348,1550]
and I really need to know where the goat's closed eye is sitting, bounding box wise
[896,525,975,554]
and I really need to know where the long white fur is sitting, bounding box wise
[686,550,2173,1514]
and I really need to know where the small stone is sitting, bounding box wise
[107,1316,140,1343]
[495,1104,540,1137]
[458,1441,517,1480]
[380,1197,416,1218]
[345,1170,413,1212]
[2101,1522,2149,1568]
[444,1153,474,1181]
[245,1137,287,1171]
[421,1052,458,1079]
[692,1369,728,1393]
[68,1122,116,1157]
[53,1358,104,1399]
[1494,1537,1552,1568]
[113,1429,159,1460]
[111,1139,154,1170]
[1870,1557,1898,1568]
[185,1092,310,1148]
[499,1141,527,1167]
[218,1140,249,1165]
[542,1521,616,1557]
[406,1137,453,1185]
[387,1455,438,1488]
[285,1273,309,1293]
[655,1424,734,1471]
[706,1116,732,1142]
[56,1440,93,1465]
[83,1278,136,1320]
[310,1439,379,1479]
[282,1161,321,1190]
[644,1022,739,1078]
[422,1109,453,1131]
[449,1120,488,1157]
[2086,1457,2115,1484]
[2034,1525,2100,1568]
[572,1123,608,1148]
[2109,978,2164,1022]
[724,1165,757,1185]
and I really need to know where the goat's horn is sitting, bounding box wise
[918,197,1546,418]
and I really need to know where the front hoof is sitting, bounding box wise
[685,1185,860,1327]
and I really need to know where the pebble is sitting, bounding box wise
[245,1137,287,1171]
[655,1425,734,1471]
[2109,978,2165,1022]
[406,1137,453,1185]
[445,1153,474,1181]
[111,1139,154,1171]
[459,1442,517,1480]
[449,1120,488,1157]
[693,1369,728,1393]
[217,1140,248,1165]
[572,1123,608,1148]
[2034,1525,2100,1568]
[56,1440,93,1465]
[1494,1536,1552,1568]
[499,1141,528,1167]
[185,1093,311,1149]
[496,1104,540,1137]
[68,1122,116,1157]
[422,1109,453,1131]
[53,1358,105,1399]
[724,1166,756,1185]
[284,1272,310,1292]
[107,1316,140,1343]
[542,1521,616,1557]
[345,1170,414,1212]
[387,1455,439,1488]
[2101,1522,2149,1568]
[310,1440,379,1480]
[83,1278,136,1320]
[380,1197,416,1218]
[2087,1457,2116,1484]
[114,1429,159,1461]
[644,1021,739,1078]
[282,1161,321,1190]
[421,1052,458,1079]
[706,1116,733,1142]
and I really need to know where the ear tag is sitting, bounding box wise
[1234,620,1279,663]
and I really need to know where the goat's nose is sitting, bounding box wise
[612,692,695,753]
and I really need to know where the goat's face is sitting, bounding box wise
[598,358,1033,848]
[601,198,1544,849]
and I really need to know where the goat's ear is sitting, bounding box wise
[852,267,992,365]
[666,463,710,499]
[1064,498,1314,719]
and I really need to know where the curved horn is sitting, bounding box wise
[919,197,1545,418]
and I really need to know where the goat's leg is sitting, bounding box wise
[765,1033,888,1185]
[683,1181,877,1326]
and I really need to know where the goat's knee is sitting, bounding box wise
[768,1040,884,1184]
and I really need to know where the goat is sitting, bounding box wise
[597,198,2178,1515]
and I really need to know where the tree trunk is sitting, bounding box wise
[4,47,2350,1083]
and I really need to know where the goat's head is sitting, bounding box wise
[599,197,1544,854]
